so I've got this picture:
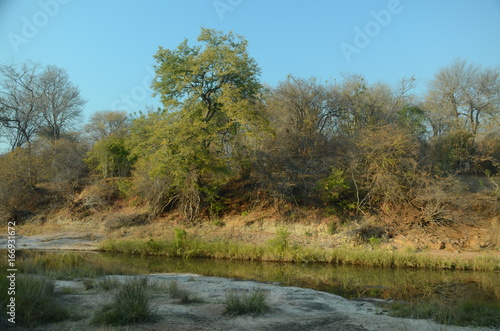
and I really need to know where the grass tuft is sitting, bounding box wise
[165,280,202,304]
[92,277,158,326]
[0,275,69,328]
[97,277,121,291]
[224,289,270,316]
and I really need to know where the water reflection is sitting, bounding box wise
[97,252,499,304]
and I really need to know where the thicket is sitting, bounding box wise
[1,29,499,224]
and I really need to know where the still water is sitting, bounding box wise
[91,252,499,304]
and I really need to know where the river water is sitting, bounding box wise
[90,252,499,305]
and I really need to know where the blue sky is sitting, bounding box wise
[1,0,499,122]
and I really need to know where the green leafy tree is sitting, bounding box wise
[129,28,266,220]
[397,105,428,139]
[86,137,133,178]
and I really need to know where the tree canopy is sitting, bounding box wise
[129,28,267,220]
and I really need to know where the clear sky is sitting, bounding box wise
[1,0,499,122]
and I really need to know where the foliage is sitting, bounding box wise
[128,163,175,216]
[17,250,142,278]
[173,227,188,254]
[425,58,500,137]
[86,136,133,178]
[429,130,476,174]
[2,39,500,258]
[37,138,89,187]
[99,236,500,271]
[317,168,349,202]
[397,105,428,138]
[128,28,266,220]
[476,132,500,174]
[255,76,340,205]
[316,168,357,213]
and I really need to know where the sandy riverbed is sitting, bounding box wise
[44,273,492,331]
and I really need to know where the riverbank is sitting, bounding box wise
[5,222,499,271]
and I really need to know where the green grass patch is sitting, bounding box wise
[224,289,270,316]
[0,275,69,328]
[165,280,202,304]
[390,299,500,327]
[92,277,158,326]
[98,234,500,271]
[97,277,121,291]
[17,251,140,279]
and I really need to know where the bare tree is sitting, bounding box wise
[254,76,341,204]
[425,59,500,137]
[37,65,86,141]
[84,110,130,143]
[269,75,339,137]
[0,61,86,148]
[0,61,41,149]
[331,74,414,137]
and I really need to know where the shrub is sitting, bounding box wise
[173,227,188,254]
[37,138,88,187]
[0,148,38,223]
[429,130,476,174]
[317,168,350,202]
[352,125,420,208]
[267,227,290,253]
